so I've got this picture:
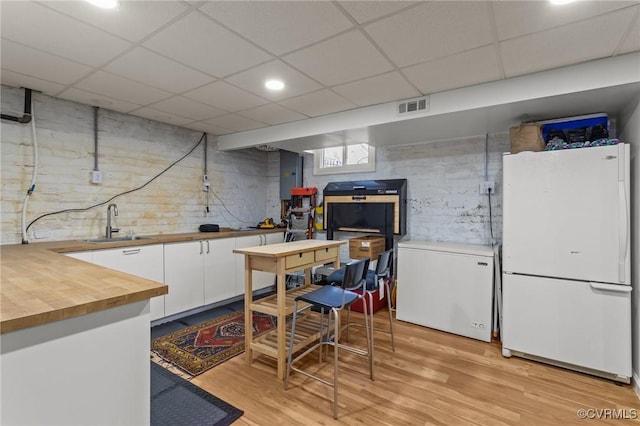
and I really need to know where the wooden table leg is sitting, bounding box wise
[244,255,253,365]
[276,257,286,380]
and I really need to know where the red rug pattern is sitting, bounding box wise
[152,311,276,377]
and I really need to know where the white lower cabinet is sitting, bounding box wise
[91,244,165,321]
[65,233,283,320]
[163,241,205,317]
[64,251,93,262]
[234,233,283,295]
[204,237,237,305]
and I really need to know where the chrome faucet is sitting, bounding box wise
[106,203,120,239]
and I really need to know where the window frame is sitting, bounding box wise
[312,144,376,175]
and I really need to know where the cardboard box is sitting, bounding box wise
[349,235,385,260]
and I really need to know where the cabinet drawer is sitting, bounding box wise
[285,251,314,269]
[315,247,337,262]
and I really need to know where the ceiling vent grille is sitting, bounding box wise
[397,96,429,116]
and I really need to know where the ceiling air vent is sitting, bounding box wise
[397,96,429,116]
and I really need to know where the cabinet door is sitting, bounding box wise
[265,232,284,245]
[203,238,236,304]
[91,245,165,321]
[235,235,276,294]
[164,241,204,317]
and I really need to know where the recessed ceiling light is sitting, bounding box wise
[549,0,576,5]
[85,0,119,9]
[265,79,285,91]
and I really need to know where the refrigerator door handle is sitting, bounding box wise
[618,181,628,283]
[589,282,632,293]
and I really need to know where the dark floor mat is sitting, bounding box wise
[151,361,243,426]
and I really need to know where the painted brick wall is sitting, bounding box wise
[1,86,269,244]
[301,133,509,254]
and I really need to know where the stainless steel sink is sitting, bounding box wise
[83,236,153,243]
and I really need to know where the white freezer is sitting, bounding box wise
[502,144,630,285]
[396,241,495,342]
[502,273,632,380]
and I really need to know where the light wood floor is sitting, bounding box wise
[192,310,639,425]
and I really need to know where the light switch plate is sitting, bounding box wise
[91,170,103,184]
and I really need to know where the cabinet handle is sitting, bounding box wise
[122,248,141,255]
[477,262,488,266]
[199,241,203,255]
[260,235,265,245]
[206,240,210,254]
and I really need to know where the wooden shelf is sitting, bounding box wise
[250,284,322,316]
[252,311,326,358]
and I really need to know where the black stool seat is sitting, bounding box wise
[297,285,359,309]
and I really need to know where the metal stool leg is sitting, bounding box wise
[285,300,300,390]
[385,280,395,351]
[332,307,339,419]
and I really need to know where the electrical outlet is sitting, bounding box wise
[91,170,103,184]
[479,181,495,195]
[203,181,210,192]
[33,230,51,239]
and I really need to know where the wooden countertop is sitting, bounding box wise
[0,229,284,334]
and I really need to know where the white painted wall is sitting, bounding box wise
[1,86,270,244]
[618,94,640,397]
[302,133,509,248]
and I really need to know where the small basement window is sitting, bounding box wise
[312,143,375,175]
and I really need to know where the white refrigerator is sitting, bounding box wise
[501,143,632,382]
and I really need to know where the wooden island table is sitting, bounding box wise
[234,239,345,380]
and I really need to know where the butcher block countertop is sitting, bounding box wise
[0,229,283,334]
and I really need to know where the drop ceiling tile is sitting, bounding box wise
[128,107,194,126]
[148,96,227,121]
[225,60,322,101]
[283,30,393,86]
[0,69,66,96]
[332,71,421,106]
[364,1,494,67]
[183,81,268,112]
[205,114,267,132]
[279,89,356,117]
[57,87,140,112]
[238,104,307,126]
[188,120,234,136]
[42,1,189,42]
[500,9,635,77]
[0,39,93,85]
[338,1,418,24]
[143,11,272,77]
[74,71,173,105]
[200,1,353,55]
[0,1,131,67]
[618,6,640,54]
[493,0,637,41]
[403,45,501,94]
[104,47,214,94]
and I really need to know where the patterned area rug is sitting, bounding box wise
[152,311,276,377]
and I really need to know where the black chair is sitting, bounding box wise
[285,257,373,419]
[326,249,396,358]
[368,249,395,352]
